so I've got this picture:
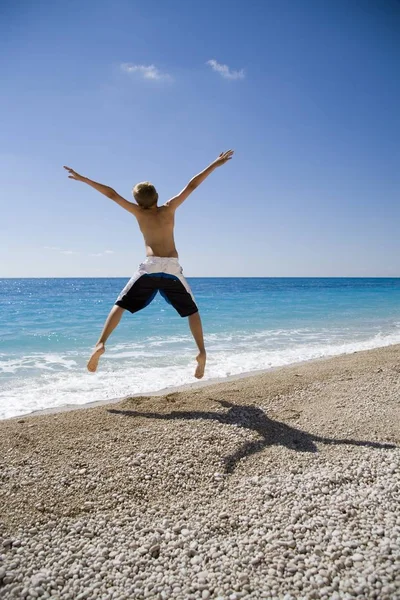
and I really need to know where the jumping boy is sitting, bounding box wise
[64,150,234,379]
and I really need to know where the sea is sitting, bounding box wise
[1,277,400,420]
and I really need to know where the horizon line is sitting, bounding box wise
[1,276,399,280]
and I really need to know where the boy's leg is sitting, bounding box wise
[156,265,205,378]
[188,311,206,379]
[87,305,125,372]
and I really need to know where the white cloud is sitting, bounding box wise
[44,246,115,258]
[89,250,115,257]
[206,59,245,80]
[120,63,173,82]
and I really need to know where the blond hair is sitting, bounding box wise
[132,182,158,209]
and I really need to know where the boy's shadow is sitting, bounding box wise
[108,400,396,474]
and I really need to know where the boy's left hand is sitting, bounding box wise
[64,166,84,181]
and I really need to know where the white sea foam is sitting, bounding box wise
[0,354,78,374]
[1,327,400,420]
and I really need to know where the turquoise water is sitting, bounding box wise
[1,277,400,419]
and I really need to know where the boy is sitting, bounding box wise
[64,149,234,379]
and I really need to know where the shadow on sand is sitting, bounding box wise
[108,399,396,474]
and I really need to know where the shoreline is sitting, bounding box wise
[1,342,399,598]
[5,341,400,422]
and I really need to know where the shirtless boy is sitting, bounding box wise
[64,150,234,379]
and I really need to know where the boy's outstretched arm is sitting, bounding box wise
[164,150,234,211]
[63,166,138,215]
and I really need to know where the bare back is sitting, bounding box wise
[135,205,178,258]
[65,150,233,261]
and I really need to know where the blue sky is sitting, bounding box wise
[1,0,399,277]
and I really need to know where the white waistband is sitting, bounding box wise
[144,256,179,262]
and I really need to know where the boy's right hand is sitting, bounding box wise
[213,150,234,167]
[63,166,85,181]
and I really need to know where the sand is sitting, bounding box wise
[0,344,399,599]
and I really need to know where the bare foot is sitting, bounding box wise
[195,352,206,379]
[87,343,105,372]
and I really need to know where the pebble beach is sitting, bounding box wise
[0,344,399,600]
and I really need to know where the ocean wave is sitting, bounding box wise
[1,328,400,420]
